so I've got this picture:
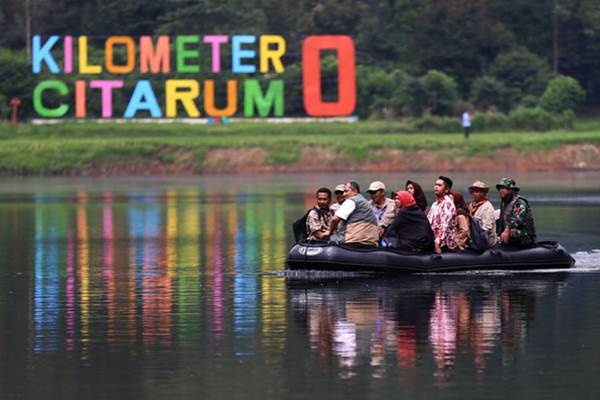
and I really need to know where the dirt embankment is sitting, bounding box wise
[202,143,600,173]
[62,143,600,176]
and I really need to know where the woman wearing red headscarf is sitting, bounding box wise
[383,191,435,252]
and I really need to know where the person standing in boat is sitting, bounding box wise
[328,181,379,246]
[330,184,346,212]
[367,181,396,237]
[384,191,434,252]
[427,176,458,254]
[468,180,498,246]
[496,178,537,247]
[306,187,334,241]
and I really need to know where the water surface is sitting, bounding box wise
[1,173,599,399]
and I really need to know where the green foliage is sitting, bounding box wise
[539,75,586,113]
[470,76,510,112]
[489,48,549,110]
[0,49,34,116]
[413,115,461,133]
[419,70,459,116]
[4,0,600,120]
[0,94,7,119]
[471,112,510,132]
[0,121,598,175]
[507,107,574,131]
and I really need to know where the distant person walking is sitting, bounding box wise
[462,109,472,139]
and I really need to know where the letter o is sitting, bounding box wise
[302,35,356,117]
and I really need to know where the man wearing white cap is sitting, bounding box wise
[367,181,396,236]
[331,184,346,212]
[328,181,379,246]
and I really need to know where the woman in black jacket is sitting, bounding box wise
[384,191,435,252]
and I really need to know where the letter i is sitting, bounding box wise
[64,36,73,73]
[75,80,86,118]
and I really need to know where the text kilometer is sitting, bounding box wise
[31,35,356,118]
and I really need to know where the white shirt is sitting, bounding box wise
[462,112,471,127]
[335,199,356,220]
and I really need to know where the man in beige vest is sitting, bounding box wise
[328,181,379,246]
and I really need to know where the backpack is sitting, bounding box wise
[468,214,491,253]
[292,207,318,243]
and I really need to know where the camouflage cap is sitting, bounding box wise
[496,177,520,192]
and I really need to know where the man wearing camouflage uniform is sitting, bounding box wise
[496,178,536,247]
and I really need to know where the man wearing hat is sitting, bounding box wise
[496,178,536,247]
[367,181,396,236]
[468,180,497,246]
[331,184,346,212]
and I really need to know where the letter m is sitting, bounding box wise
[243,80,284,117]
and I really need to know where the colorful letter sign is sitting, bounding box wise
[30,34,357,118]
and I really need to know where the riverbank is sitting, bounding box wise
[1,121,600,175]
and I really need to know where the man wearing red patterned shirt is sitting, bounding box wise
[427,176,458,254]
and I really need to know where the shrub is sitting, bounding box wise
[413,115,462,133]
[508,107,564,131]
[472,112,511,132]
[356,65,394,118]
[489,48,548,110]
[419,70,459,116]
[470,75,510,112]
[539,75,586,113]
[0,94,7,119]
[0,49,34,117]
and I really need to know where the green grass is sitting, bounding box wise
[0,120,600,174]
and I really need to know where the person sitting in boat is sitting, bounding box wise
[367,181,396,237]
[330,184,346,212]
[468,180,497,246]
[405,180,428,212]
[427,176,458,254]
[306,187,334,241]
[496,178,537,247]
[328,181,379,246]
[452,191,471,251]
[383,191,434,252]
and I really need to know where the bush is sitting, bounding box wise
[0,49,34,117]
[489,48,548,110]
[0,94,7,119]
[413,115,462,133]
[472,112,511,131]
[539,75,586,113]
[507,107,575,131]
[357,65,394,118]
[411,108,574,133]
[357,66,422,119]
[470,76,510,112]
[419,70,459,116]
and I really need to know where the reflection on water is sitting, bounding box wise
[1,179,600,399]
[288,276,565,381]
[6,189,288,357]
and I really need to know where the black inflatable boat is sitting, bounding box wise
[286,241,575,273]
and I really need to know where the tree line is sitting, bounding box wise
[0,0,596,121]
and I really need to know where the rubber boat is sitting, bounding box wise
[286,241,575,273]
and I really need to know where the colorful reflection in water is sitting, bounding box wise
[23,189,288,356]
[288,276,566,380]
[4,182,600,399]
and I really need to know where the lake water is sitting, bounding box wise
[1,173,599,400]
